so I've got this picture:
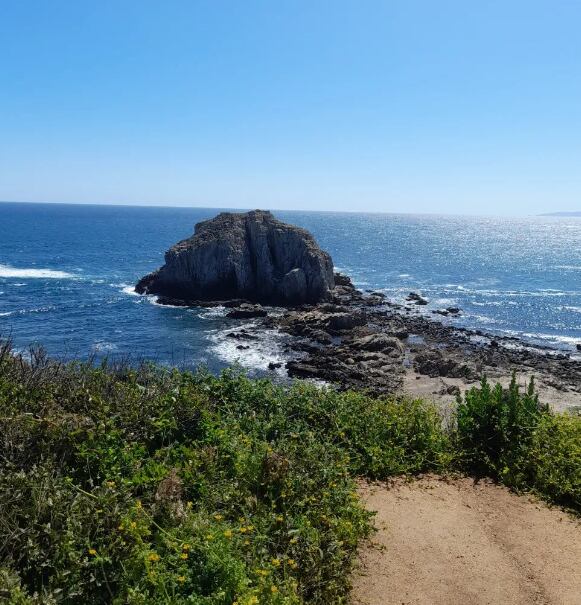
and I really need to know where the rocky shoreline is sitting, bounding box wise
[135,210,580,411]
[153,272,581,411]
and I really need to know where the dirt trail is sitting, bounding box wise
[352,476,581,605]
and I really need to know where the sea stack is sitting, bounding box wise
[135,210,335,305]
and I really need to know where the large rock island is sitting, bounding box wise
[135,210,335,305]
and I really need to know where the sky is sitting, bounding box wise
[1,1,580,215]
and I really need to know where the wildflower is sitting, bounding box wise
[180,552,188,560]
[287,558,297,569]
[182,543,191,551]
[255,568,269,577]
[239,526,248,533]
[177,575,186,583]
[223,529,233,539]
[271,558,281,567]
[275,515,284,523]
[205,534,214,541]
[117,524,124,531]
[213,513,223,521]
[186,501,193,509]
[136,500,142,509]
[148,553,160,562]
[106,481,116,488]
[244,539,250,546]
[270,585,279,593]
[247,597,259,605]
[290,537,298,544]
[130,521,137,529]
[88,548,97,556]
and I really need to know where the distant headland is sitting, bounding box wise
[539,211,581,216]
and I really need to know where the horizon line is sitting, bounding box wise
[1,198,578,219]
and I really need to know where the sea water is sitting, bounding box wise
[1,202,579,374]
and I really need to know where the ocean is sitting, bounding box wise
[1,202,580,374]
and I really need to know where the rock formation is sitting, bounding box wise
[135,210,335,305]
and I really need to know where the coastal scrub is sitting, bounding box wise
[0,343,579,603]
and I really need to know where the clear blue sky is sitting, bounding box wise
[1,1,580,215]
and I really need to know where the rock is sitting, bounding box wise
[433,309,449,316]
[136,210,335,305]
[236,345,250,350]
[577,344,581,352]
[226,331,258,341]
[353,334,404,354]
[327,312,367,331]
[446,307,461,314]
[268,362,282,370]
[414,351,474,379]
[226,304,267,319]
[407,292,429,305]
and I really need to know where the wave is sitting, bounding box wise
[0,264,75,279]
[119,284,140,296]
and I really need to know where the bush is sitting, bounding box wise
[0,347,448,604]
[456,374,580,511]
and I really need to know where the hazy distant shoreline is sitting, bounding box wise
[539,211,581,217]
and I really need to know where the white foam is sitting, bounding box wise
[0,311,12,317]
[92,341,118,352]
[0,264,75,279]
[208,324,290,375]
[197,306,227,319]
[120,284,140,296]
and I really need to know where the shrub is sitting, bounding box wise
[0,347,447,604]
[456,374,580,511]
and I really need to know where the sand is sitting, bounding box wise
[352,476,581,605]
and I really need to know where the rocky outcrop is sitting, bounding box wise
[136,210,335,305]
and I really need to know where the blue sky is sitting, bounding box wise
[1,1,580,215]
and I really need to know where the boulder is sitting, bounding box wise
[136,210,335,305]
[352,334,404,354]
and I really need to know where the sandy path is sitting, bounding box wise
[351,476,581,605]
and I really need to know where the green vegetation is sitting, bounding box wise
[457,375,581,510]
[0,345,579,603]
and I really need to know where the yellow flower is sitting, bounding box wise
[177,575,186,583]
[213,513,223,521]
[287,558,297,569]
[130,521,137,529]
[290,537,298,544]
[239,526,248,534]
[270,585,279,593]
[247,597,259,605]
[244,539,250,546]
[271,558,281,567]
[186,501,193,509]
[205,534,214,541]
[135,500,142,509]
[117,524,124,531]
[255,568,269,577]
[180,552,188,560]
[148,553,160,562]
[88,548,97,556]
[106,481,116,488]
[182,543,191,551]
[275,515,284,523]
[223,529,233,539]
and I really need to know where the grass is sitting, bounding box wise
[0,343,579,603]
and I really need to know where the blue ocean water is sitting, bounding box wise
[1,202,580,373]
